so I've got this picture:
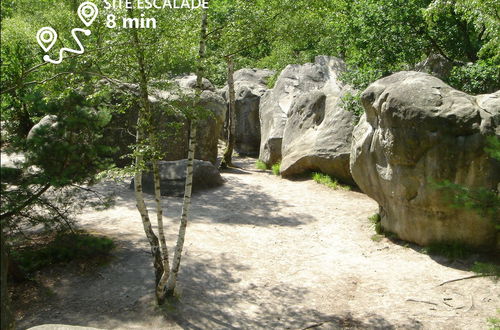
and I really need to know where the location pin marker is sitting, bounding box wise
[36,27,58,52]
[78,1,98,27]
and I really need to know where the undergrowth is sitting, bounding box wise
[10,231,114,274]
[255,160,268,170]
[272,162,281,176]
[312,172,350,190]
[423,241,475,260]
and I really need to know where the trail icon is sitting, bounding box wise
[78,1,99,27]
[36,27,58,52]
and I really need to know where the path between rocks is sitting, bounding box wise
[18,157,499,330]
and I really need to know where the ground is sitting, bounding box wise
[13,157,500,330]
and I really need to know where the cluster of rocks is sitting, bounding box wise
[252,57,498,249]
[30,56,499,249]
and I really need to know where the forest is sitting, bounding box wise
[1,0,499,329]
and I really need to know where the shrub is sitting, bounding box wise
[447,60,500,95]
[368,213,383,235]
[255,160,268,170]
[424,241,473,260]
[10,232,114,274]
[272,162,281,176]
[311,172,350,190]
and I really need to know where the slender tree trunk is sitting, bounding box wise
[220,56,236,169]
[154,160,171,304]
[164,123,197,295]
[128,7,164,289]
[1,229,15,330]
[163,6,208,297]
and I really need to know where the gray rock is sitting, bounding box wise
[175,74,215,91]
[280,57,356,183]
[259,56,350,166]
[28,326,102,330]
[103,76,225,166]
[350,71,499,248]
[130,159,224,197]
[414,53,453,80]
[27,115,58,140]
[224,68,274,155]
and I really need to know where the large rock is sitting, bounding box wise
[224,68,274,155]
[130,159,224,196]
[280,58,356,183]
[103,77,225,166]
[414,53,453,80]
[350,71,499,248]
[259,56,353,168]
[27,115,58,140]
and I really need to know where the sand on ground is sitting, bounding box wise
[16,157,500,330]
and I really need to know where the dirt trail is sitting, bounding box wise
[17,157,499,329]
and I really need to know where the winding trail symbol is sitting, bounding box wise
[43,28,91,65]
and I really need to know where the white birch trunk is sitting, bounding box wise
[165,123,197,294]
[163,3,207,297]
[154,160,171,301]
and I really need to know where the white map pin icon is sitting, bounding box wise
[36,27,58,52]
[78,1,98,27]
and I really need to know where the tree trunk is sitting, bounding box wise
[164,123,197,295]
[163,5,208,297]
[153,160,171,305]
[220,56,236,169]
[128,7,164,288]
[1,229,15,330]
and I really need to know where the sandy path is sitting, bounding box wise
[18,157,499,329]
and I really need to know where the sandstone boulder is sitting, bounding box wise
[279,58,356,183]
[130,159,224,197]
[350,71,499,248]
[103,77,225,166]
[260,57,343,165]
[224,68,274,155]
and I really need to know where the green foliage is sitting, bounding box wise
[341,91,364,119]
[424,241,474,260]
[485,136,500,161]
[368,213,383,235]
[447,60,500,94]
[472,262,500,278]
[272,162,281,176]
[370,234,384,242]
[312,172,351,190]
[488,310,500,330]
[255,160,268,170]
[10,232,114,274]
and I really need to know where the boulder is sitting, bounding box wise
[103,77,225,166]
[280,58,356,183]
[224,68,274,155]
[414,53,453,80]
[259,56,353,168]
[350,71,499,248]
[27,115,58,140]
[175,74,216,92]
[130,159,224,197]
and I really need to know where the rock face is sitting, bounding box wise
[27,115,58,140]
[104,77,225,166]
[279,59,356,183]
[414,53,453,80]
[227,68,274,155]
[350,71,499,248]
[131,159,224,197]
[258,56,356,182]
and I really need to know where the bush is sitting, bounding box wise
[341,91,364,120]
[447,60,500,95]
[311,172,350,190]
[272,162,281,176]
[368,213,383,235]
[10,232,114,274]
[424,241,473,260]
[255,160,268,170]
